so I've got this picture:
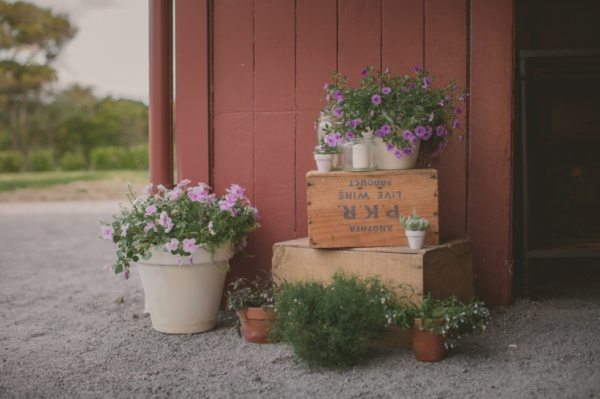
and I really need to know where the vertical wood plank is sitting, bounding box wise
[296,0,338,238]
[254,0,296,272]
[254,0,296,112]
[469,0,514,305]
[213,0,256,281]
[175,0,209,186]
[425,0,468,241]
[382,0,424,75]
[338,0,382,86]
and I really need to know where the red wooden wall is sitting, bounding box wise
[170,0,515,304]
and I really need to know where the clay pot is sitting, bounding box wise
[237,307,276,344]
[410,318,447,362]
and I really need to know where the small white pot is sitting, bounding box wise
[314,153,335,172]
[137,245,233,334]
[405,230,427,249]
[375,136,421,170]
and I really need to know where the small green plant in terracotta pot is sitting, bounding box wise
[270,271,396,370]
[399,213,430,249]
[392,286,490,362]
[227,274,278,344]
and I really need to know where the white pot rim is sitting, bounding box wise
[314,153,335,160]
[405,230,427,237]
[138,244,233,266]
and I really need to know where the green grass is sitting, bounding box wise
[0,170,149,192]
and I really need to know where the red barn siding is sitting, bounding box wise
[169,0,515,304]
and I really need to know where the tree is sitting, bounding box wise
[0,0,76,152]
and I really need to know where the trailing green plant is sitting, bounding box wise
[59,151,87,171]
[29,149,55,172]
[392,286,490,349]
[271,271,396,370]
[399,214,430,231]
[0,151,24,173]
[320,65,468,161]
[98,180,260,278]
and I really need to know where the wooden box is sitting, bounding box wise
[272,238,474,350]
[306,169,439,249]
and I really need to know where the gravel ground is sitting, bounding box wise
[1,208,599,399]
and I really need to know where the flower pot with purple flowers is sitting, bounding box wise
[98,181,260,334]
[314,135,342,172]
[318,65,468,169]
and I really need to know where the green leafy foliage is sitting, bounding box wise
[59,151,86,171]
[392,286,490,348]
[399,214,430,231]
[90,145,148,171]
[313,137,340,154]
[28,149,54,171]
[227,273,278,312]
[0,150,24,172]
[99,182,260,277]
[271,271,395,370]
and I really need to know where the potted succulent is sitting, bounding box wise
[392,287,490,362]
[314,135,342,172]
[399,213,430,249]
[99,180,260,334]
[227,274,278,344]
[320,65,468,170]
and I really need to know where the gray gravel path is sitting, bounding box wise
[1,207,599,399]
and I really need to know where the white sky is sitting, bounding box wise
[10,0,149,103]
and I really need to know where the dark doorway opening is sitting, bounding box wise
[514,0,600,298]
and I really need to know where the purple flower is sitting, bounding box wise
[333,133,343,144]
[208,221,216,235]
[326,93,330,101]
[176,254,183,266]
[350,118,362,129]
[423,126,433,140]
[415,126,426,137]
[100,226,114,242]
[410,136,418,144]
[453,119,460,129]
[409,83,416,89]
[459,134,465,142]
[436,125,445,136]
[370,110,374,117]
[145,205,157,216]
[393,149,404,159]
[386,143,394,151]
[335,90,344,102]
[429,112,434,122]
[445,94,451,100]
[378,78,383,84]
[158,211,174,233]
[381,125,391,135]
[372,94,381,105]
[361,69,368,77]
[382,87,391,94]
[183,238,197,255]
[460,95,466,103]
[124,270,130,280]
[120,223,129,238]
[334,108,343,118]
[320,145,326,151]
[414,65,421,72]
[403,147,415,156]
[402,130,413,140]
[385,67,390,73]
[401,86,408,92]
[440,100,445,107]
[189,187,208,202]
[165,238,179,251]
[144,221,157,232]
[455,108,462,115]
[422,77,431,88]
[455,83,460,89]
[323,82,329,90]
[345,132,355,140]
[326,135,336,147]
[375,130,385,138]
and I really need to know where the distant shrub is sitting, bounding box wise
[90,146,127,170]
[29,149,55,172]
[0,151,25,173]
[59,151,87,171]
[90,145,148,170]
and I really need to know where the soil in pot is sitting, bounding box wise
[410,318,447,362]
[237,307,276,344]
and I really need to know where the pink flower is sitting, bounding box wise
[165,238,179,251]
[158,211,173,231]
[144,221,157,232]
[167,188,182,201]
[100,226,114,242]
[208,221,216,235]
[157,184,168,192]
[176,255,183,266]
[188,188,208,202]
[142,183,153,195]
[120,223,129,237]
[145,205,157,216]
[183,238,197,255]
[226,184,245,198]
[177,179,191,187]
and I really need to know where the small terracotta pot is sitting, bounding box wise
[237,307,276,344]
[410,318,447,362]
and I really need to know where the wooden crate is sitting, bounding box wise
[306,169,439,248]
[272,238,474,350]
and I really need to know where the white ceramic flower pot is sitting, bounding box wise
[137,245,233,334]
[314,153,335,172]
[405,230,427,249]
[375,137,421,170]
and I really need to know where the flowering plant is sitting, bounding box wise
[99,180,260,278]
[320,65,468,161]
[391,286,490,349]
[313,136,341,155]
